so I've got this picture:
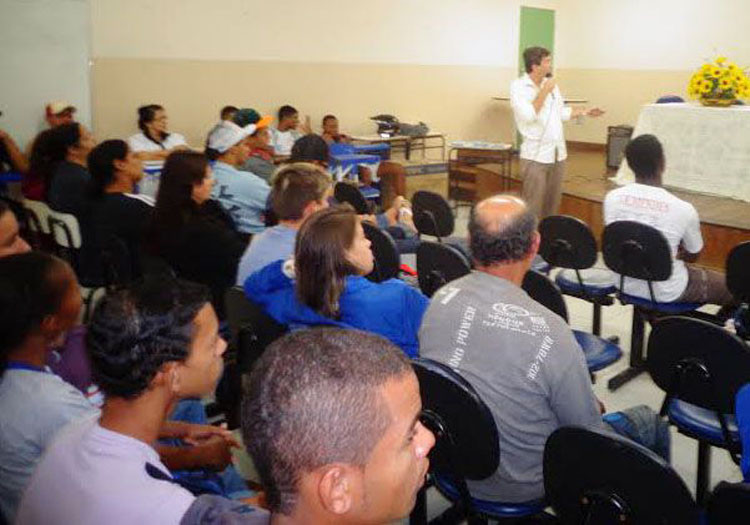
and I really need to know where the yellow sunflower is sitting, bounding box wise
[716,56,727,65]
[710,66,723,78]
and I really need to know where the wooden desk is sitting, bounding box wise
[448,142,513,207]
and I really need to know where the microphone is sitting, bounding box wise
[545,72,556,99]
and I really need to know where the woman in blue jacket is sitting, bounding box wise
[244,205,428,357]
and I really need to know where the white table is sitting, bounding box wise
[613,103,750,202]
[351,132,445,160]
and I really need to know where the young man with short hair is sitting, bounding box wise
[236,162,331,284]
[206,120,271,235]
[17,277,267,524]
[269,105,311,157]
[220,105,238,122]
[242,328,434,524]
[320,114,351,145]
[604,134,734,306]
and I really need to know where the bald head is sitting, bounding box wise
[469,195,538,267]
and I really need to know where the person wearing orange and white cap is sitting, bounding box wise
[233,108,274,181]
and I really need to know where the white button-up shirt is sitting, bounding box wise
[510,73,572,164]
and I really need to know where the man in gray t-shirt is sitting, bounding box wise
[423,196,616,505]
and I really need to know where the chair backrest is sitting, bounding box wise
[412,358,499,481]
[538,215,597,270]
[362,221,400,283]
[521,270,569,322]
[416,240,471,297]
[23,199,53,235]
[224,287,288,373]
[647,316,750,414]
[727,241,750,303]
[708,481,750,525]
[333,182,370,214]
[544,426,700,524]
[48,209,82,248]
[412,190,454,239]
[602,220,672,284]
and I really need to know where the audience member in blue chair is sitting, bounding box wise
[206,120,270,236]
[85,139,154,282]
[604,134,734,307]
[243,328,434,524]
[236,162,331,285]
[269,105,311,158]
[419,195,670,504]
[17,276,268,524]
[291,134,420,254]
[244,205,428,357]
[320,114,352,145]
[147,151,245,318]
[233,108,275,181]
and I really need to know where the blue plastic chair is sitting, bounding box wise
[539,215,617,336]
[647,316,750,506]
[544,426,700,523]
[602,221,703,391]
[522,270,622,374]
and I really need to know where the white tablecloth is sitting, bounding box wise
[612,103,750,202]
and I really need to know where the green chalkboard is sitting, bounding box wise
[519,6,555,75]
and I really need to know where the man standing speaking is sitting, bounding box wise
[511,47,604,218]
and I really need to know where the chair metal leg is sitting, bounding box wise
[592,303,602,336]
[607,307,647,391]
[696,441,712,507]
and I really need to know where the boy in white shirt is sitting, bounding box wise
[604,134,734,306]
[17,277,267,525]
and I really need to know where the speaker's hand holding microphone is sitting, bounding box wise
[542,73,557,99]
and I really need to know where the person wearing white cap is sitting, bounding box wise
[45,101,76,128]
[206,121,270,236]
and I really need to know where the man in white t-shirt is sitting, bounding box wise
[510,47,604,219]
[17,277,267,525]
[604,134,734,306]
[269,104,311,157]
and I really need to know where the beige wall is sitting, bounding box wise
[89,0,750,147]
[89,0,562,147]
[92,58,518,148]
[554,0,750,143]
[557,69,691,143]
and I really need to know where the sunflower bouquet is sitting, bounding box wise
[688,56,750,106]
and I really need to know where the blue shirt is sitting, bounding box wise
[211,161,270,235]
[244,260,429,357]
[236,225,297,285]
